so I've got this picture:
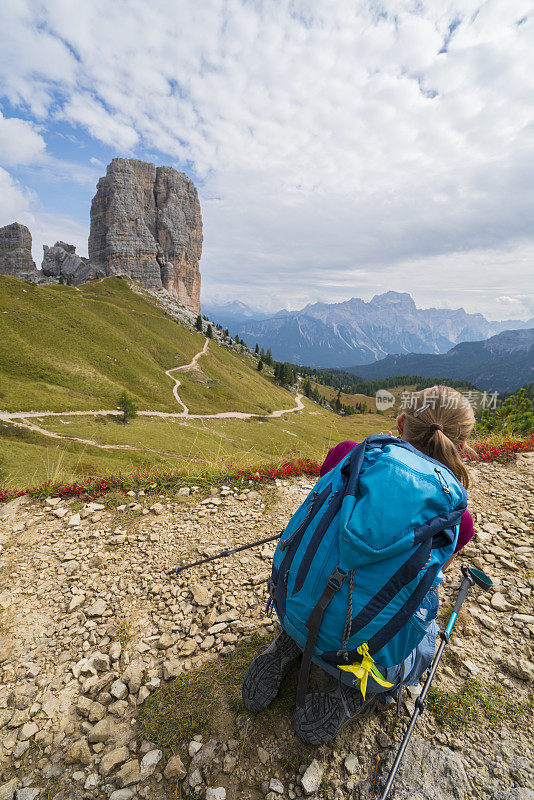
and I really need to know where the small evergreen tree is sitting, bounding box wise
[265,348,273,366]
[117,392,138,424]
[195,315,203,331]
[206,324,213,338]
[257,358,264,371]
[255,343,259,354]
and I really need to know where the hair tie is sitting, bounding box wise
[429,423,443,433]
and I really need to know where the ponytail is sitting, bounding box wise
[427,427,471,488]
[402,386,475,488]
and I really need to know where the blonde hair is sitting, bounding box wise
[401,385,475,488]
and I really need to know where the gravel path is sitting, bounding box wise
[0,455,532,798]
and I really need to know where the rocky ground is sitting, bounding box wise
[0,455,532,800]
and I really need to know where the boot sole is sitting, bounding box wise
[292,693,378,746]
[242,642,300,713]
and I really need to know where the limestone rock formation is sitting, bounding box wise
[41,241,105,285]
[0,223,38,280]
[89,158,202,312]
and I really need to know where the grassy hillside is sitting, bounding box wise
[0,275,205,412]
[0,275,386,488]
[0,275,292,415]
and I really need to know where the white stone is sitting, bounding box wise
[109,642,122,661]
[268,779,284,795]
[84,774,100,790]
[68,595,85,612]
[482,522,501,535]
[110,679,128,699]
[478,613,498,632]
[188,769,202,788]
[189,740,203,757]
[191,583,212,606]
[68,513,81,526]
[140,748,163,777]
[490,592,510,611]
[464,659,479,676]
[344,754,359,775]
[163,660,182,680]
[100,745,130,776]
[301,760,324,795]
[206,789,226,800]
[87,599,107,617]
[19,722,38,740]
[15,792,40,800]
[109,791,134,800]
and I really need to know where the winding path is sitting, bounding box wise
[0,338,305,454]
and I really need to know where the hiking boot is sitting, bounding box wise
[242,631,301,712]
[292,684,378,745]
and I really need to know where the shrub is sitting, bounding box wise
[116,392,138,424]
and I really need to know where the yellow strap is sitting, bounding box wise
[339,643,393,699]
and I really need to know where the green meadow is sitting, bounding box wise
[0,275,384,489]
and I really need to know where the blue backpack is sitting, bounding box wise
[267,435,467,705]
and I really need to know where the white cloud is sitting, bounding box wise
[0,0,532,317]
[0,112,46,166]
[0,167,34,223]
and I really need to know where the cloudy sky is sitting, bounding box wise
[0,0,533,319]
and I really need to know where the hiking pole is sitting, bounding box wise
[379,566,493,800]
[167,532,282,576]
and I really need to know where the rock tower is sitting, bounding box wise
[0,223,38,281]
[89,158,202,313]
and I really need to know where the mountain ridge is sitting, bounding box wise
[348,327,534,392]
[213,291,533,368]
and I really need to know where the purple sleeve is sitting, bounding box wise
[320,441,358,477]
[454,510,475,554]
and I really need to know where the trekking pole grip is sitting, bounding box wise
[444,569,474,636]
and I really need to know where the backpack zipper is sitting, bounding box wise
[434,467,451,494]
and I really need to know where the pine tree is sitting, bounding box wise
[195,315,203,331]
[257,358,264,371]
[206,324,213,338]
[255,343,259,354]
[265,348,273,366]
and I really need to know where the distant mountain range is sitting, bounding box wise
[204,292,534,368]
[350,328,534,392]
[203,300,273,327]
